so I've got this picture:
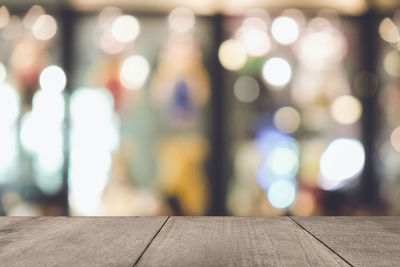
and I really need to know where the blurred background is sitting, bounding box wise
[0,0,399,216]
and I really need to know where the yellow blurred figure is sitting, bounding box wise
[157,135,209,215]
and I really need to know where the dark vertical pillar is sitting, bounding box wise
[359,8,380,208]
[208,14,227,215]
[60,6,75,215]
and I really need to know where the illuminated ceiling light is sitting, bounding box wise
[271,16,299,45]
[235,26,270,57]
[23,5,45,29]
[330,95,362,124]
[120,55,150,90]
[168,7,195,33]
[0,62,6,84]
[384,50,400,77]
[218,39,247,71]
[39,65,67,93]
[111,15,140,43]
[267,179,296,209]
[32,14,57,41]
[262,57,292,88]
[233,76,259,103]
[391,127,400,152]
[0,6,9,29]
[319,138,365,190]
[273,106,301,134]
[379,18,400,43]
[0,83,20,127]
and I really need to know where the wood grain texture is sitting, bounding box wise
[0,216,167,266]
[292,216,400,267]
[136,216,349,267]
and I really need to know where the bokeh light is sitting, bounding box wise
[70,87,114,127]
[111,15,140,43]
[2,15,22,40]
[39,65,67,93]
[383,50,400,77]
[390,127,400,152]
[0,83,20,127]
[32,14,57,41]
[23,5,45,29]
[0,129,17,178]
[297,23,347,70]
[379,17,400,43]
[273,106,301,133]
[98,6,122,28]
[0,62,6,84]
[267,179,296,209]
[99,30,126,54]
[218,39,247,71]
[330,95,362,124]
[271,16,299,45]
[168,7,195,33]
[32,90,65,123]
[319,138,365,190]
[0,6,9,29]
[120,55,150,90]
[235,25,270,57]
[268,146,299,177]
[262,57,292,88]
[233,76,259,103]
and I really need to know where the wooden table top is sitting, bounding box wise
[0,216,398,266]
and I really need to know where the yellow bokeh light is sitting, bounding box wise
[330,95,362,124]
[218,39,247,71]
[379,17,400,43]
[384,50,400,77]
[273,106,301,134]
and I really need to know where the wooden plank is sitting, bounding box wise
[0,216,168,266]
[292,216,400,266]
[136,216,349,266]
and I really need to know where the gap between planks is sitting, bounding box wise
[289,216,354,267]
[133,216,170,266]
